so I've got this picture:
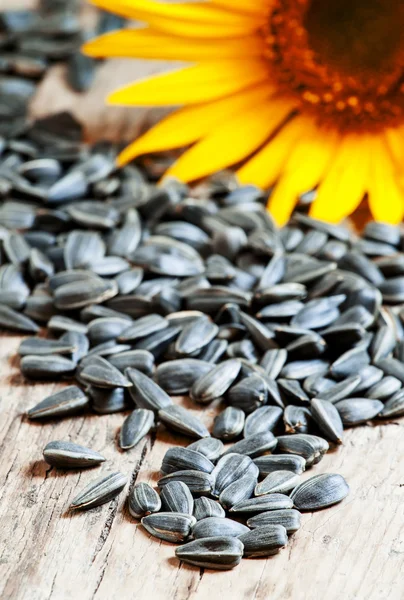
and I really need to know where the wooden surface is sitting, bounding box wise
[0,2,404,599]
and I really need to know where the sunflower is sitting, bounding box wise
[84,0,404,225]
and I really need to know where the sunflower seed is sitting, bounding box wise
[187,437,224,463]
[80,357,131,388]
[142,512,195,543]
[161,447,214,475]
[128,483,161,519]
[71,471,127,510]
[279,379,310,404]
[244,406,283,437]
[379,389,404,418]
[193,497,226,521]
[283,405,312,434]
[276,434,329,467]
[239,524,288,557]
[193,517,249,540]
[281,359,329,380]
[198,338,228,363]
[54,278,118,310]
[254,454,306,476]
[260,348,288,378]
[21,354,76,379]
[247,509,302,534]
[118,314,168,343]
[255,470,300,496]
[89,387,127,414]
[48,315,88,335]
[213,407,245,441]
[375,357,404,384]
[27,386,88,420]
[230,493,293,514]
[221,432,277,458]
[319,375,361,403]
[191,358,241,404]
[119,409,154,450]
[158,471,214,495]
[43,441,105,469]
[365,376,401,400]
[175,537,244,570]
[335,398,384,425]
[18,337,76,356]
[330,347,370,380]
[218,472,257,509]
[227,373,268,413]
[0,305,39,333]
[286,332,326,358]
[87,317,131,346]
[158,405,210,439]
[108,349,154,376]
[160,481,194,515]
[310,399,344,444]
[290,473,349,511]
[126,367,172,410]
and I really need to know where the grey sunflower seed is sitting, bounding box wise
[27,386,89,420]
[108,349,154,377]
[193,517,249,540]
[187,437,224,463]
[119,409,154,450]
[238,311,277,351]
[335,398,384,426]
[71,471,127,510]
[221,432,277,458]
[279,379,310,404]
[160,481,194,515]
[283,405,312,434]
[175,537,244,570]
[379,390,404,418]
[48,315,88,335]
[281,359,329,380]
[239,524,288,557]
[290,473,349,511]
[218,473,257,509]
[191,358,241,404]
[54,278,118,310]
[155,359,213,395]
[244,406,283,437]
[18,337,76,356]
[128,482,161,519]
[375,357,404,384]
[24,295,56,323]
[198,338,228,363]
[43,441,106,469]
[64,230,105,270]
[161,447,214,475]
[141,512,196,543]
[257,300,305,320]
[80,357,131,388]
[174,316,219,356]
[60,331,89,364]
[230,493,293,514]
[227,373,268,413]
[158,405,210,439]
[193,497,226,521]
[355,365,384,393]
[310,399,344,444]
[0,305,39,333]
[365,376,401,400]
[247,509,302,534]
[134,324,181,359]
[115,268,144,295]
[259,348,288,379]
[118,314,168,343]
[370,325,396,362]
[255,471,301,496]
[21,354,76,379]
[212,453,258,497]
[3,232,30,265]
[254,454,306,476]
[88,317,131,346]
[330,347,370,380]
[89,386,127,414]
[125,367,172,410]
[276,434,329,467]
[319,375,361,403]
[158,470,214,494]
[213,407,245,441]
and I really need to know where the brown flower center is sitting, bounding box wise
[266,0,404,130]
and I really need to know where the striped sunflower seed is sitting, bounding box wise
[191,358,241,404]
[187,437,224,463]
[161,447,214,475]
[108,349,154,376]
[128,483,161,519]
[212,453,258,497]
[126,367,172,410]
[70,471,127,510]
[213,406,245,441]
[259,348,288,379]
[119,409,154,450]
[290,473,349,511]
[244,406,283,437]
[227,373,268,413]
[175,537,244,570]
[141,512,196,543]
[80,357,131,388]
[54,278,118,310]
[254,454,306,476]
[0,305,39,333]
[218,473,257,509]
[21,354,76,379]
[118,314,168,343]
[158,470,214,495]
[239,524,288,557]
[87,317,131,346]
[192,517,249,539]
[310,399,344,444]
[27,386,89,420]
[18,337,76,356]
[335,398,384,425]
[160,481,194,515]
[247,509,302,534]
[365,376,401,400]
[279,379,310,404]
[221,432,277,458]
[229,493,293,514]
[158,405,210,439]
[379,390,404,418]
[276,434,329,467]
[319,375,361,403]
[155,359,213,395]
[283,405,312,434]
[193,497,226,521]
[175,315,219,356]
[89,386,127,414]
[43,441,105,468]
[255,471,301,496]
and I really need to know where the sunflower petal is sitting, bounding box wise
[164,97,297,182]
[83,28,265,60]
[236,116,311,189]
[368,137,404,224]
[117,85,273,165]
[210,0,272,16]
[268,127,339,225]
[310,135,369,223]
[89,0,264,38]
[108,60,269,106]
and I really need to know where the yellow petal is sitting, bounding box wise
[117,85,273,165]
[83,28,265,60]
[108,60,269,106]
[268,127,339,226]
[237,116,311,189]
[164,97,297,182]
[368,136,404,224]
[89,0,264,38]
[385,125,404,166]
[310,135,369,223]
[211,0,271,16]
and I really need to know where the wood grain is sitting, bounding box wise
[0,1,403,599]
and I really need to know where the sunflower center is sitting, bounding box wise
[267,0,404,129]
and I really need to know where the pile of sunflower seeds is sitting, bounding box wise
[0,1,125,128]
[1,108,404,569]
